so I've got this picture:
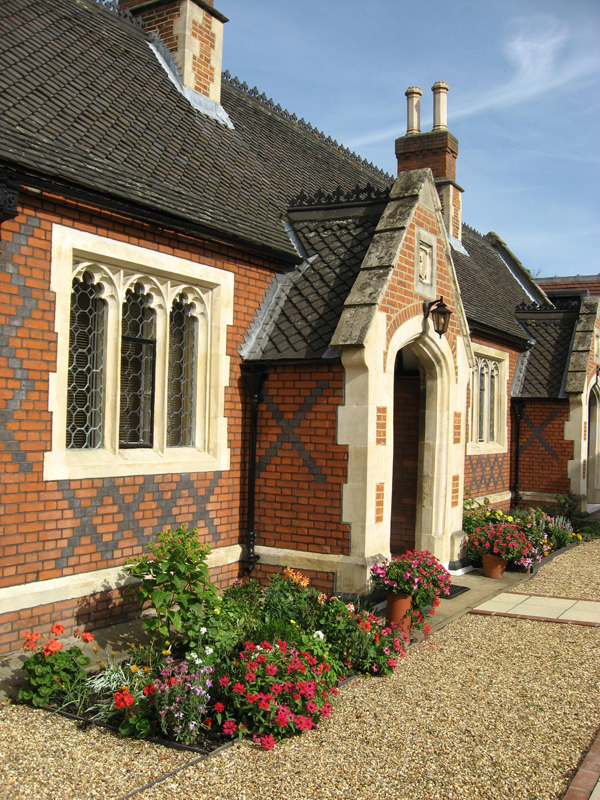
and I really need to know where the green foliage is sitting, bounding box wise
[555,491,579,523]
[19,642,91,710]
[125,525,216,643]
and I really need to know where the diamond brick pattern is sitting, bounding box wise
[467,452,506,496]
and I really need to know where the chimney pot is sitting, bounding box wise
[431,81,449,131]
[405,86,422,135]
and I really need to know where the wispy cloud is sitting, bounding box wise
[348,14,600,148]
[451,15,600,120]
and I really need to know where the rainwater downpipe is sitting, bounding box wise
[512,398,525,508]
[241,363,267,574]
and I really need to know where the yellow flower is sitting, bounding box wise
[165,640,170,646]
[507,516,513,522]
[214,607,221,615]
[497,510,504,516]
[130,664,139,674]
[162,649,170,655]
[577,534,582,540]
[217,596,223,602]
[290,619,296,626]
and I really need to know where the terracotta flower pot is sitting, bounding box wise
[386,592,412,636]
[482,553,507,579]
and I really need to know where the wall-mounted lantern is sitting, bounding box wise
[423,296,451,337]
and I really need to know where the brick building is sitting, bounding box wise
[0,0,598,653]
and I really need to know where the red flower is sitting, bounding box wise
[214,702,225,713]
[143,684,156,696]
[219,675,230,687]
[261,734,276,750]
[50,623,65,636]
[232,682,245,694]
[115,690,134,709]
[23,631,40,651]
[81,632,94,643]
[42,639,63,658]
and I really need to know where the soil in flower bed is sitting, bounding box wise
[48,702,232,755]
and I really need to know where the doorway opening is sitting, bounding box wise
[390,347,425,555]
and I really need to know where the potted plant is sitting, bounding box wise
[370,550,451,634]
[466,521,542,578]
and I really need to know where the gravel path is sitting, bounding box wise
[2,540,600,800]
[518,538,600,599]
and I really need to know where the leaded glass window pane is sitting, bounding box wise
[119,284,156,448]
[167,297,196,447]
[489,366,497,441]
[66,273,105,449]
[478,364,486,442]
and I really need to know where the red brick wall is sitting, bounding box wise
[251,563,335,595]
[382,202,462,367]
[254,364,349,555]
[516,400,572,495]
[0,188,281,651]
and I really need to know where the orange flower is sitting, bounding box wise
[81,632,94,643]
[50,623,65,636]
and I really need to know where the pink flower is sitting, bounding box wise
[261,734,276,750]
[265,662,277,676]
[223,720,237,735]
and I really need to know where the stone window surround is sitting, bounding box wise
[467,343,508,456]
[44,225,233,481]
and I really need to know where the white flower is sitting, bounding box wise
[313,630,325,640]
[200,627,207,635]
[205,646,213,656]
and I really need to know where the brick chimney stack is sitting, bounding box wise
[120,0,228,103]
[395,82,463,240]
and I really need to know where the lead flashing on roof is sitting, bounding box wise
[449,234,468,256]
[149,38,234,128]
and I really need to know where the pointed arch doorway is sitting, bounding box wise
[390,346,424,555]
[588,386,600,504]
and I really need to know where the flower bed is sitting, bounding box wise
[463,498,582,570]
[16,526,414,752]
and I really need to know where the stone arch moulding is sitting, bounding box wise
[587,382,600,505]
[385,315,456,562]
[337,311,466,594]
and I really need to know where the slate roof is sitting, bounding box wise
[451,225,545,342]
[515,309,579,398]
[0,0,391,260]
[243,204,384,360]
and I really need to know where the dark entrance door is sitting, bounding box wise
[390,350,422,555]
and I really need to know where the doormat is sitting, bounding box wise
[446,584,470,599]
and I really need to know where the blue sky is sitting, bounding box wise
[218,0,600,278]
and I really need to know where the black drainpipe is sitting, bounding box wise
[241,363,267,574]
[512,397,525,509]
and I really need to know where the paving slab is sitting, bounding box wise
[560,601,600,624]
